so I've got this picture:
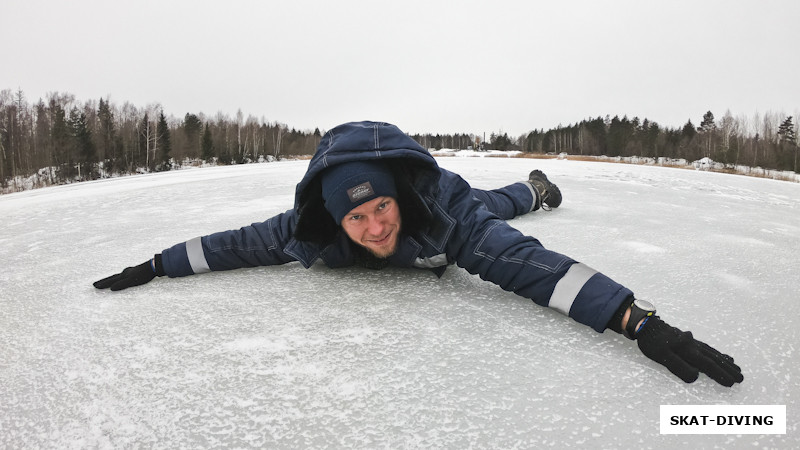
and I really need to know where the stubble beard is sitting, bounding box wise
[363,234,398,259]
[363,224,400,259]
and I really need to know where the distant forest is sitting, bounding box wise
[1,88,798,192]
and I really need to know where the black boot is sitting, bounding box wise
[528,170,562,209]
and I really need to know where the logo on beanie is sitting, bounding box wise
[347,182,374,202]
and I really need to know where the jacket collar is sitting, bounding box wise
[284,204,454,271]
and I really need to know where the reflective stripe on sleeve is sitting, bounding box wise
[548,263,598,316]
[186,237,211,274]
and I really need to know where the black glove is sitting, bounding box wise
[94,254,165,291]
[636,316,743,387]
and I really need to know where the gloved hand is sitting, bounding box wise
[94,255,165,291]
[635,316,744,387]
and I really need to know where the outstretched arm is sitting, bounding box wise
[94,209,300,290]
[440,171,743,387]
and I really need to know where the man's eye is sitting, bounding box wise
[378,202,388,209]
[350,215,361,221]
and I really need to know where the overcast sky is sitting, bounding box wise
[2,0,798,136]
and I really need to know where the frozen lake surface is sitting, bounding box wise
[1,157,798,449]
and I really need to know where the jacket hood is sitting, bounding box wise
[293,121,440,244]
[295,121,438,207]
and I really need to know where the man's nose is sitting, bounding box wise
[366,215,385,235]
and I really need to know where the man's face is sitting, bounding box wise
[340,196,402,258]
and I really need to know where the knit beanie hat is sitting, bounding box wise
[321,160,398,224]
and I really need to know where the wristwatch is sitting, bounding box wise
[623,298,656,340]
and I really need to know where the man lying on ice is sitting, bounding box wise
[95,120,744,387]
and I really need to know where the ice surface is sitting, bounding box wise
[1,158,798,449]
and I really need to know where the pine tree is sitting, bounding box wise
[50,101,70,181]
[183,113,202,158]
[68,107,97,180]
[699,111,716,132]
[97,98,118,174]
[157,111,172,171]
[777,116,797,172]
[201,123,215,161]
[698,111,717,158]
[682,120,697,139]
[679,120,698,160]
[777,116,796,145]
[643,119,661,157]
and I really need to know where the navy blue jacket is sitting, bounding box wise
[161,121,632,332]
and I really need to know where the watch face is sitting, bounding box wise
[634,298,656,312]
